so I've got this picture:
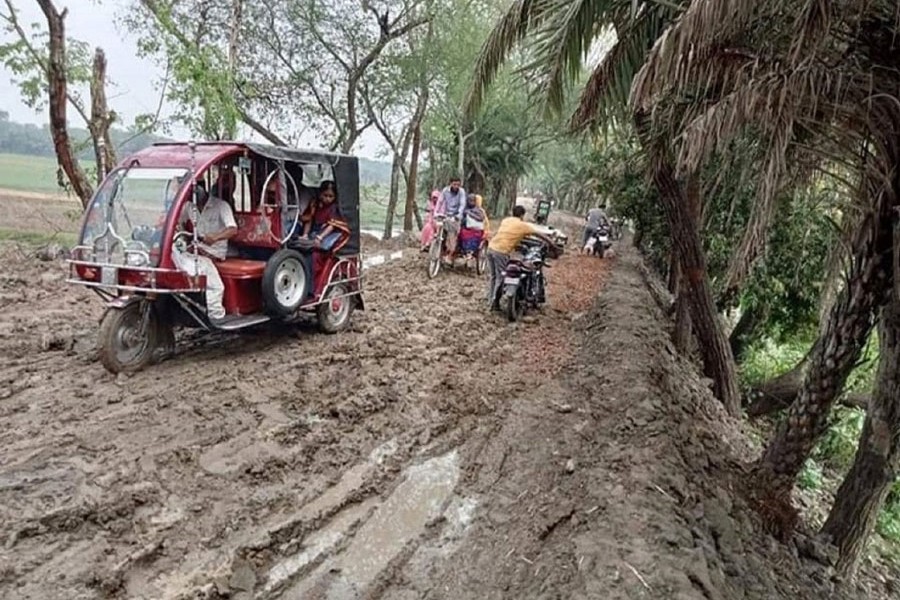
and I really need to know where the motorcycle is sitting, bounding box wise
[497,236,559,322]
[590,222,612,258]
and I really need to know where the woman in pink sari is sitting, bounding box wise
[420,189,442,251]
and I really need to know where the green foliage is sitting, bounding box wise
[736,184,840,345]
[798,459,824,491]
[739,336,812,387]
[814,407,866,470]
[0,25,94,114]
[126,1,240,140]
[878,485,900,543]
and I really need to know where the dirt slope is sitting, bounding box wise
[380,244,897,600]
[0,234,896,600]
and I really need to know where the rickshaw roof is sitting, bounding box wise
[119,141,362,256]
[121,141,358,172]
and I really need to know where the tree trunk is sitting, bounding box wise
[505,177,517,216]
[729,303,768,362]
[89,48,116,183]
[747,357,870,417]
[820,294,900,577]
[383,151,403,240]
[404,100,426,232]
[37,0,93,207]
[457,125,466,179]
[653,161,741,415]
[755,192,894,498]
[667,249,679,294]
[634,112,740,416]
[673,266,692,353]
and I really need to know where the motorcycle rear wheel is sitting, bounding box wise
[501,289,523,322]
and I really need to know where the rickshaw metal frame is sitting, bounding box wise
[68,141,365,331]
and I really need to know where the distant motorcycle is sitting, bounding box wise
[589,223,612,258]
[497,236,560,322]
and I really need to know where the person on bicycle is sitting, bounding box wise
[438,177,467,260]
[420,190,442,251]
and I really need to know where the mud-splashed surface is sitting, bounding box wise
[0,201,897,600]
[0,226,612,599]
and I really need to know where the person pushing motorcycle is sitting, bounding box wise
[485,205,555,311]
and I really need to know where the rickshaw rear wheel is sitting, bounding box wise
[263,249,308,317]
[317,282,354,334]
[476,241,488,275]
[98,301,160,374]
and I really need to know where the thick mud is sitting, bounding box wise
[1,195,897,600]
[0,225,611,599]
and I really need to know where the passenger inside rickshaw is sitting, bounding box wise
[458,193,487,257]
[295,180,350,291]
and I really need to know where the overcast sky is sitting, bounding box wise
[0,0,385,159]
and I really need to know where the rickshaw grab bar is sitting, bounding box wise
[66,258,185,274]
[65,279,203,294]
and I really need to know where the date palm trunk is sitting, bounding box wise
[755,189,894,498]
[820,292,900,577]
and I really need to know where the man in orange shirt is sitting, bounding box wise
[486,205,555,310]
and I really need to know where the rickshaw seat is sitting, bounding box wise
[216,258,266,279]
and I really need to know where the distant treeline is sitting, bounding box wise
[0,110,393,186]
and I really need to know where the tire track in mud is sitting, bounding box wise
[0,240,612,600]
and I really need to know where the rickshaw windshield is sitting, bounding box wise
[81,167,189,267]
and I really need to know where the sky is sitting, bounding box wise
[0,0,386,160]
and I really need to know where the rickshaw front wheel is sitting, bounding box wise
[98,301,160,374]
[426,238,442,279]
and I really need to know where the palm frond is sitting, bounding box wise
[631,0,777,110]
[571,2,676,131]
[463,0,553,120]
[523,0,625,114]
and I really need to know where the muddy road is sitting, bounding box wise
[2,186,896,600]
[0,232,612,599]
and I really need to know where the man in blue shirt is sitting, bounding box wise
[438,176,467,259]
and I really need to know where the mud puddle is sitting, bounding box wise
[270,450,471,598]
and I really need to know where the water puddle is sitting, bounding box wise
[262,500,375,596]
[276,450,462,598]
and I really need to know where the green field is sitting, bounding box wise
[0,153,405,235]
[0,153,68,195]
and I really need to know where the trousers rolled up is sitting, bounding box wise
[172,250,226,319]
[486,248,509,308]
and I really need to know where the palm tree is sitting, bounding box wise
[630,0,900,571]
[471,0,900,572]
[465,0,744,416]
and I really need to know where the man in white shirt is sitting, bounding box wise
[173,172,238,324]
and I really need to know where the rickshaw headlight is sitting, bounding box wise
[125,253,148,267]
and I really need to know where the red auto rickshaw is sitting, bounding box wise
[67,142,364,373]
